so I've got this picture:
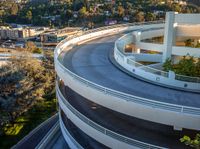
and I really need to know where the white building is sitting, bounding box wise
[14,12,200,149]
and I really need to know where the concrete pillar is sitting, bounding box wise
[136,31,141,42]
[136,48,141,54]
[162,12,176,63]
[168,70,175,79]
[135,32,141,54]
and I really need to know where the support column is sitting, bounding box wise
[162,12,176,63]
[135,31,141,54]
[132,31,141,53]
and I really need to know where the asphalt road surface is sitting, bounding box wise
[62,34,200,108]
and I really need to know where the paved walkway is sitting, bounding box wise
[62,35,200,108]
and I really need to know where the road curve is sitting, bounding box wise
[61,85,198,149]
[61,34,200,108]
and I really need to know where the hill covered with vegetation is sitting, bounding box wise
[0,50,56,148]
[0,0,199,28]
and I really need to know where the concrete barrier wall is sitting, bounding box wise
[173,46,200,57]
[59,112,83,149]
[136,42,200,57]
[175,14,200,24]
[140,29,164,40]
[56,61,200,130]
[59,96,139,149]
[58,88,164,149]
[176,25,200,37]
[115,51,200,91]
[116,32,200,91]
[133,54,162,62]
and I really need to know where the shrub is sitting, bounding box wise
[163,56,200,77]
[180,134,200,149]
[32,48,42,54]
[163,58,173,71]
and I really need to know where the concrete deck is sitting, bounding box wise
[61,35,200,108]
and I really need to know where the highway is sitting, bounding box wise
[61,34,200,108]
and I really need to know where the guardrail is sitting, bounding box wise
[59,111,84,149]
[12,114,58,149]
[55,21,165,54]
[57,86,166,149]
[126,57,169,77]
[175,74,200,83]
[35,121,59,149]
[54,21,200,117]
[116,31,200,84]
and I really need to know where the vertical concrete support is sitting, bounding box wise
[162,12,176,62]
[135,32,141,54]
[132,33,137,53]
[136,32,141,42]
[136,48,141,54]
[168,71,175,79]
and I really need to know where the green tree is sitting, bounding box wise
[26,10,32,22]
[135,11,145,22]
[163,58,173,71]
[180,134,200,149]
[171,3,182,12]
[79,6,88,18]
[195,58,200,77]
[11,4,18,15]
[175,56,196,76]
[32,48,43,54]
[117,5,125,17]
[145,12,156,21]
[163,55,200,77]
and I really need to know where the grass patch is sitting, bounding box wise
[0,98,57,149]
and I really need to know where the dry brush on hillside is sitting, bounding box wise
[0,50,55,135]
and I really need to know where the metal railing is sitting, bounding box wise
[55,21,165,55]
[116,29,200,83]
[35,121,59,149]
[126,57,169,77]
[57,87,166,149]
[59,112,84,149]
[54,22,200,117]
[12,114,58,149]
[175,74,200,83]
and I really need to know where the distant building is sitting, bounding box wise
[105,20,117,26]
[40,27,82,46]
[0,26,47,41]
